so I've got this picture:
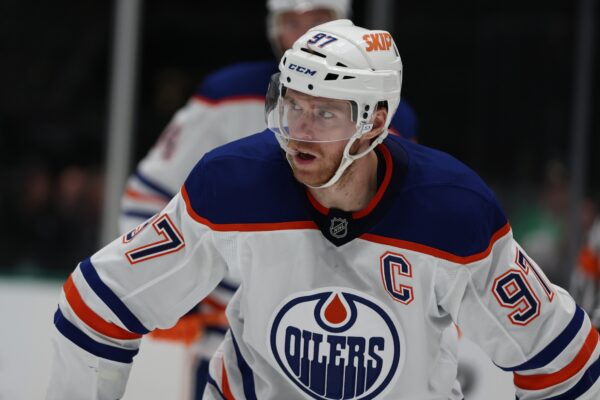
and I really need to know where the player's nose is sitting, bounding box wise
[290,114,317,141]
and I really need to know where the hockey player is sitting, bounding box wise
[119,1,418,397]
[47,20,600,399]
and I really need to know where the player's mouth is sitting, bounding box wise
[297,151,316,161]
[291,149,318,166]
[285,143,320,167]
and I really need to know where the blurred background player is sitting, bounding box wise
[570,203,600,328]
[119,1,419,398]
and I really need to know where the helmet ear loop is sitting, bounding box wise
[344,104,381,161]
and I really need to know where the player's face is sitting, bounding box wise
[283,89,356,142]
[283,90,357,187]
[276,9,336,51]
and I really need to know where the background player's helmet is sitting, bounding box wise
[266,0,351,56]
[266,19,402,188]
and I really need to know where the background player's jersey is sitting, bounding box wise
[119,60,276,230]
[49,133,600,400]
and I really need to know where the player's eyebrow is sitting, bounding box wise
[313,101,347,112]
[286,90,348,111]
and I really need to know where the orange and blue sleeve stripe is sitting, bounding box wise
[78,258,150,335]
[132,170,174,201]
[53,308,139,363]
[206,361,235,400]
[502,306,600,398]
[63,274,142,340]
[231,332,257,400]
[206,331,257,400]
[121,170,174,221]
[502,306,586,372]
[54,258,149,363]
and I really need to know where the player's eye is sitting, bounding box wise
[290,101,303,111]
[317,109,334,119]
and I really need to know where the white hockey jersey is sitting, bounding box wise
[48,133,600,400]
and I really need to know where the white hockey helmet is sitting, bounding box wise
[266,19,402,188]
[266,0,351,56]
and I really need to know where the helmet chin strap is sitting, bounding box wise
[280,124,387,190]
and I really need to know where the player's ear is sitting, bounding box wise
[362,108,388,141]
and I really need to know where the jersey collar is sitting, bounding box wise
[304,141,407,246]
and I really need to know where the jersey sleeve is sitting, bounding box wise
[47,182,231,399]
[436,205,600,399]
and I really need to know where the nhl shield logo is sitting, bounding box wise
[329,217,348,239]
[269,288,404,400]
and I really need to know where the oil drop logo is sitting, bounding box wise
[269,288,404,400]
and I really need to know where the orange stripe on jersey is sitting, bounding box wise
[388,128,401,137]
[202,295,227,311]
[514,325,599,390]
[63,275,142,340]
[306,189,328,215]
[353,144,393,219]
[201,310,228,328]
[578,246,600,280]
[181,185,318,232]
[124,187,169,205]
[193,94,265,107]
[361,223,511,264]
[222,361,235,400]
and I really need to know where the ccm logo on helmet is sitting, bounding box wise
[288,63,317,76]
[363,32,393,52]
[269,288,403,400]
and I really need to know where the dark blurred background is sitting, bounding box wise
[0,0,597,285]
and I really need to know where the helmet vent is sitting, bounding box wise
[300,48,326,58]
[336,62,348,67]
[325,73,339,81]
[282,57,287,66]
[342,75,355,80]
